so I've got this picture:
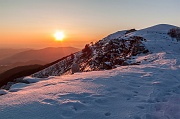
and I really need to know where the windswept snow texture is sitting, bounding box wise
[0,89,8,95]
[139,24,177,32]
[0,24,180,119]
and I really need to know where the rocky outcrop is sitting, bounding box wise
[31,35,149,78]
[80,36,148,71]
[71,63,80,74]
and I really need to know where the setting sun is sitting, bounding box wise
[54,31,65,41]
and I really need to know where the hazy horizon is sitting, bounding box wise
[1,0,180,49]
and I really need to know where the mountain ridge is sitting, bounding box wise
[140,24,178,31]
[0,47,80,65]
[31,24,179,78]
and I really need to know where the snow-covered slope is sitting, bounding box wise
[124,24,179,53]
[140,24,177,32]
[0,55,180,119]
[0,24,180,119]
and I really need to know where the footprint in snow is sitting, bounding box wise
[127,97,131,100]
[104,112,111,116]
[147,97,167,104]
[60,101,86,117]
[59,93,91,99]
[136,105,145,110]
[133,91,139,94]
[94,98,108,104]
[106,87,118,92]
[125,91,139,101]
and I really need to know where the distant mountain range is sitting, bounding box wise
[0,48,30,60]
[0,47,80,74]
[0,47,80,65]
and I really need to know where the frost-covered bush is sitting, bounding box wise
[168,28,180,41]
[125,29,136,35]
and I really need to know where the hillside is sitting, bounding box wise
[0,60,46,74]
[0,53,78,88]
[0,47,80,65]
[0,24,180,119]
[0,47,80,74]
[0,64,42,88]
[0,48,30,60]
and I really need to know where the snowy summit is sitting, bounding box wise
[0,24,180,119]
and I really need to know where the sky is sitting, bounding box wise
[0,0,180,49]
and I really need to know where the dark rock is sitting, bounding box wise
[122,62,129,66]
[71,63,80,74]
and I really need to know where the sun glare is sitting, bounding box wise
[54,31,65,41]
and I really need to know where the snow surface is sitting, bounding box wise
[0,89,8,95]
[23,76,52,83]
[140,24,177,32]
[101,30,127,43]
[0,24,180,119]
[9,83,29,92]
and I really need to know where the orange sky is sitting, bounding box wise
[0,13,113,49]
[0,27,107,49]
[0,0,179,49]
